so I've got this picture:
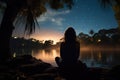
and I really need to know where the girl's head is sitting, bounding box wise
[64,27,76,42]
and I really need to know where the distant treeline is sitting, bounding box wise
[10,28,120,50]
[10,37,54,50]
[77,28,120,47]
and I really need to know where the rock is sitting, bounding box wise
[105,65,120,80]
[30,73,55,80]
[19,62,52,75]
[44,67,58,74]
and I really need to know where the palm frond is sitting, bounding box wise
[25,8,35,35]
[115,0,120,5]
[101,0,113,7]
[49,0,64,10]
[0,0,8,3]
[5,0,74,35]
[18,0,47,35]
[63,0,74,9]
[100,0,120,7]
[49,0,74,10]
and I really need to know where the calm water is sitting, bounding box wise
[12,48,120,68]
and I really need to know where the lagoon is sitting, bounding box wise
[11,48,120,68]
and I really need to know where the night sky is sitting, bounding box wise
[1,0,118,44]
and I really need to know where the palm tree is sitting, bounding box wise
[0,0,74,62]
[89,30,94,36]
[89,30,94,43]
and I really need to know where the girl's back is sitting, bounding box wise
[60,41,80,64]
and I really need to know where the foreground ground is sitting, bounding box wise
[0,55,120,80]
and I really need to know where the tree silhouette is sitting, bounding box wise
[89,30,94,43]
[101,0,120,6]
[101,0,120,30]
[44,40,54,48]
[0,0,74,62]
[78,32,90,45]
[89,30,94,36]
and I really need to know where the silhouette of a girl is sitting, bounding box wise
[55,27,80,67]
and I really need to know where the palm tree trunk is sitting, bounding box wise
[0,3,20,63]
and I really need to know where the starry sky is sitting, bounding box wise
[1,0,118,44]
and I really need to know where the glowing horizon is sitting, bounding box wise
[30,29,63,44]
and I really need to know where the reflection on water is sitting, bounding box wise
[80,50,120,68]
[32,49,60,66]
[11,48,120,68]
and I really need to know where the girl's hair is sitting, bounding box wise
[64,27,76,42]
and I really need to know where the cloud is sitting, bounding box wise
[51,18,64,26]
[46,9,70,16]
[37,9,70,26]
